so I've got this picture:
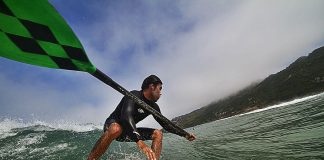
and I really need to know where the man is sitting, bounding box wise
[88,75,196,160]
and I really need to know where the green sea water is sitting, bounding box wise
[1,93,324,160]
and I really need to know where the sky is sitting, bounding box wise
[1,0,324,128]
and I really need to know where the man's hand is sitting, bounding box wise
[136,140,156,160]
[185,133,196,141]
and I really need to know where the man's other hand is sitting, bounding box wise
[186,133,196,141]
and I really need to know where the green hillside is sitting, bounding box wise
[172,46,324,128]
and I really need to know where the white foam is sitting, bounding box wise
[17,133,46,146]
[108,150,143,160]
[0,118,102,139]
[103,142,144,160]
[216,92,324,122]
[46,143,70,153]
[0,118,25,139]
[44,120,102,132]
[13,133,46,154]
[241,93,323,116]
[28,142,75,156]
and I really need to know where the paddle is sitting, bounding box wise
[0,0,189,137]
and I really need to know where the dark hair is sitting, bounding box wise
[141,75,163,90]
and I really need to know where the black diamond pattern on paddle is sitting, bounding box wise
[50,56,78,70]
[62,45,89,62]
[7,33,46,55]
[0,0,14,16]
[20,19,58,44]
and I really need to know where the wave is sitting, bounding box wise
[0,118,102,139]
[0,118,144,159]
[242,92,324,115]
[213,92,324,123]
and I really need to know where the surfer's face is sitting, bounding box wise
[150,84,162,102]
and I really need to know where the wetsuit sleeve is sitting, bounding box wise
[153,105,187,137]
[120,96,142,142]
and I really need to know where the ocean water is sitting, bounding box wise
[1,93,324,160]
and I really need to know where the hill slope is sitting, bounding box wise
[172,46,324,128]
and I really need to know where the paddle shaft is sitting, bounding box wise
[90,69,189,137]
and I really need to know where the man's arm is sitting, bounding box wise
[152,106,189,137]
[154,112,196,141]
[120,96,142,142]
[120,96,157,160]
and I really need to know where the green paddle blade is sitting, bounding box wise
[0,0,96,73]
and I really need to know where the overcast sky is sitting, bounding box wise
[1,0,324,128]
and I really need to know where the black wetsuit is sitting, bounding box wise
[104,90,185,142]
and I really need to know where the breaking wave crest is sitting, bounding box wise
[0,118,101,140]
